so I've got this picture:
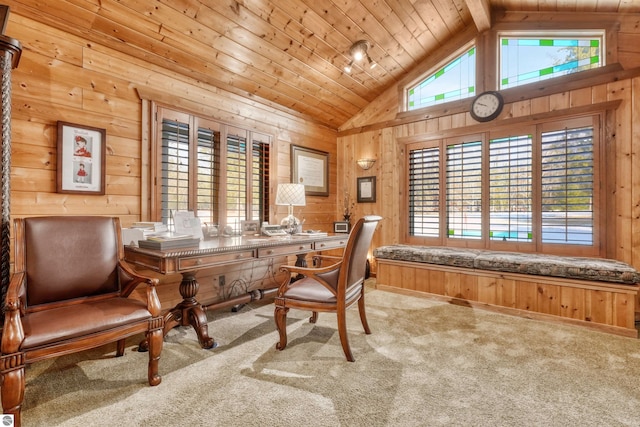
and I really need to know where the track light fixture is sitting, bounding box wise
[344,40,376,73]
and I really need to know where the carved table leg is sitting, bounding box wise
[140,271,217,350]
[169,272,217,349]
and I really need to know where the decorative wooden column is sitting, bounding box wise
[0,15,22,322]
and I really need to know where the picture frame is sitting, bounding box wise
[240,220,260,235]
[357,176,376,203]
[0,5,9,34]
[56,121,106,195]
[291,145,329,196]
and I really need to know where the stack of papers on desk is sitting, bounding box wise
[138,232,200,250]
[295,231,328,237]
[131,222,168,233]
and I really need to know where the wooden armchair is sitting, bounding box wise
[274,215,382,361]
[0,216,164,426]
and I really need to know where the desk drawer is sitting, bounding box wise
[258,243,312,258]
[178,250,255,270]
[314,238,347,251]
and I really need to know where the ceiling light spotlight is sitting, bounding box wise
[347,40,372,70]
[344,61,353,73]
[367,54,376,69]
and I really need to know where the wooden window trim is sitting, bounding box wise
[403,110,608,257]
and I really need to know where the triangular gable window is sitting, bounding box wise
[407,46,476,111]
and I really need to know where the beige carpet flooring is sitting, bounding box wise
[17,283,640,426]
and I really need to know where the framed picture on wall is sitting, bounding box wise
[357,176,376,203]
[291,145,329,196]
[56,121,106,195]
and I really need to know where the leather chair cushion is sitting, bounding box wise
[21,298,151,349]
[284,277,362,303]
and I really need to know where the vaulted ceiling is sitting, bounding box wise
[6,0,640,128]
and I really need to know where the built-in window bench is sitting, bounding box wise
[374,245,640,337]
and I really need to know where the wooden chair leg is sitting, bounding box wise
[147,326,163,386]
[358,293,371,334]
[1,359,25,425]
[274,305,289,351]
[309,311,318,323]
[336,310,354,362]
[116,339,125,357]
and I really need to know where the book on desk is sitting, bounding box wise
[137,232,201,250]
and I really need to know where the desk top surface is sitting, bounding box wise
[124,233,348,259]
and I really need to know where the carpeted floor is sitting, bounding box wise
[17,284,640,426]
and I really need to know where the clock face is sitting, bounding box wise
[470,91,504,122]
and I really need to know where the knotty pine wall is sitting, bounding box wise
[5,13,338,308]
[338,11,640,273]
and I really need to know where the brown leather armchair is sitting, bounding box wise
[0,216,164,426]
[274,215,382,362]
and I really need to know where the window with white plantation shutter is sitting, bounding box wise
[161,120,190,224]
[252,140,270,224]
[195,127,220,226]
[489,134,533,242]
[409,146,440,237]
[446,140,482,239]
[155,106,271,231]
[406,114,600,255]
[541,126,594,245]
[225,133,247,227]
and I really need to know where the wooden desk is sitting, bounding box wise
[124,234,347,349]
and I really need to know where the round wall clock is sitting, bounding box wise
[470,91,504,122]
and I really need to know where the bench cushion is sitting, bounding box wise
[373,245,640,285]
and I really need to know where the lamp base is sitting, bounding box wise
[280,215,301,234]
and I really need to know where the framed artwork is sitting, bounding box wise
[291,145,329,196]
[357,176,376,203]
[240,220,260,235]
[56,121,106,195]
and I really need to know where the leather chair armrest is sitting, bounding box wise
[5,272,26,315]
[278,261,343,296]
[118,261,159,295]
[2,272,26,353]
[117,261,162,317]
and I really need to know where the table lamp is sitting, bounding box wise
[275,183,306,234]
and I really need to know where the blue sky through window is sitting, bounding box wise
[500,35,602,89]
[407,47,476,111]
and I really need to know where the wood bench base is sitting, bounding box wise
[376,259,639,338]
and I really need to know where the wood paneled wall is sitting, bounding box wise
[8,14,338,226]
[338,12,640,273]
[5,13,338,307]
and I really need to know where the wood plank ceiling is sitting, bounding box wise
[5,0,640,128]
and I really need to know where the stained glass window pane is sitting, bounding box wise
[407,47,476,111]
[500,35,603,89]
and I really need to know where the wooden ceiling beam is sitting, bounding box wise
[465,0,492,32]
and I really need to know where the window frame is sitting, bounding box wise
[405,43,477,112]
[497,30,606,91]
[404,112,604,257]
[399,23,615,117]
[150,104,272,229]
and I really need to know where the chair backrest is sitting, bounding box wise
[16,216,122,307]
[340,215,382,294]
